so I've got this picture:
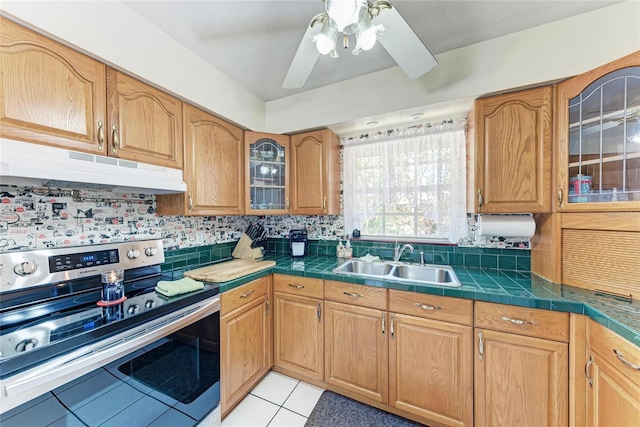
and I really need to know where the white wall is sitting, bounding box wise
[2,1,639,135]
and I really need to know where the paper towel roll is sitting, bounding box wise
[477,214,536,238]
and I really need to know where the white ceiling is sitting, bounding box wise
[123,0,621,104]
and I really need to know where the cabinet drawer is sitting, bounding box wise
[589,320,640,387]
[475,301,569,342]
[221,276,268,316]
[324,280,387,310]
[273,274,323,299]
[389,290,473,326]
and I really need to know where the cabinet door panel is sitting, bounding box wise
[186,104,243,215]
[587,355,640,426]
[324,301,388,403]
[107,68,182,168]
[475,86,552,213]
[475,329,568,427]
[290,129,339,215]
[221,295,269,415]
[273,292,323,381]
[390,314,473,426]
[0,17,105,153]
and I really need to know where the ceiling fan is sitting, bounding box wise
[283,0,438,89]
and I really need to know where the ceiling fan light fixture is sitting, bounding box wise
[313,22,338,55]
[355,19,383,52]
[325,0,364,32]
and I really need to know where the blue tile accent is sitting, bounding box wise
[0,395,69,427]
[72,383,145,426]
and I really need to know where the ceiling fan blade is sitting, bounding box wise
[374,4,438,79]
[283,15,323,89]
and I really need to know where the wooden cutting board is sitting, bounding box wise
[184,259,276,283]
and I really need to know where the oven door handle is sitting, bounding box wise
[2,295,220,410]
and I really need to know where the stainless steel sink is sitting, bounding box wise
[391,264,456,285]
[334,259,393,276]
[332,259,461,287]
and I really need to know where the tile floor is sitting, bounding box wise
[222,371,324,427]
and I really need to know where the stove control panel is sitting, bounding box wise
[0,240,164,292]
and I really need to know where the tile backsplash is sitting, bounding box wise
[0,186,530,253]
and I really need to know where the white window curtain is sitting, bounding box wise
[343,119,468,243]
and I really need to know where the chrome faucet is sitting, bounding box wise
[394,242,414,262]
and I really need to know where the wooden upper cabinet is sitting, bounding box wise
[290,129,340,215]
[0,16,106,153]
[157,104,243,216]
[474,86,553,213]
[245,131,290,215]
[106,68,183,169]
[555,51,640,212]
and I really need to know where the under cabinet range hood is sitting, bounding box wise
[0,139,187,194]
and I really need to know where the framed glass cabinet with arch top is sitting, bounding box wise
[244,131,290,214]
[556,51,640,211]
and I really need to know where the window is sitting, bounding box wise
[342,119,468,243]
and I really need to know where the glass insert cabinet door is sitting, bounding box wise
[564,65,640,206]
[245,132,290,214]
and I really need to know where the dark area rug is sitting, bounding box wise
[304,391,426,427]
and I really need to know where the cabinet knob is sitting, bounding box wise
[477,189,483,210]
[188,194,193,211]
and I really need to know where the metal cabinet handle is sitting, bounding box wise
[265,296,269,316]
[323,196,327,212]
[477,189,483,210]
[557,185,564,208]
[478,332,484,360]
[343,292,364,298]
[289,283,305,289]
[239,289,255,298]
[585,355,594,387]
[501,316,538,326]
[381,313,385,335]
[414,302,441,311]
[97,120,105,151]
[614,349,640,371]
[286,199,290,210]
[317,302,321,323]
[111,124,119,153]
[390,315,395,339]
[188,194,193,211]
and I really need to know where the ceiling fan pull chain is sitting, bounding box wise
[343,33,349,50]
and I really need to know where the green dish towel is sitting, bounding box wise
[155,277,204,297]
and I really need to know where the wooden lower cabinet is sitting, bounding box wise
[586,320,640,426]
[324,301,388,403]
[220,277,271,416]
[474,329,568,427]
[273,291,324,381]
[389,314,473,427]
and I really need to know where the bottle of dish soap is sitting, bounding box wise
[344,238,353,259]
[336,240,345,258]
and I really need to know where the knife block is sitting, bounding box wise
[232,234,264,259]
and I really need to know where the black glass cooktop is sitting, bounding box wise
[0,274,219,379]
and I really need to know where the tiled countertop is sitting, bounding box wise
[197,254,640,348]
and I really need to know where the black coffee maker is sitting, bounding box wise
[289,229,308,257]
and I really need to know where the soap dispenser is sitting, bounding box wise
[344,238,353,259]
[336,240,345,258]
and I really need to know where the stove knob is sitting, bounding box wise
[127,304,140,315]
[144,247,157,257]
[145,299,155,309]
[126,249,141,259]
[14,261,37,276]
[15,338,38,353]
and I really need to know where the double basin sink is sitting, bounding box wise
[332,259,461,288]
